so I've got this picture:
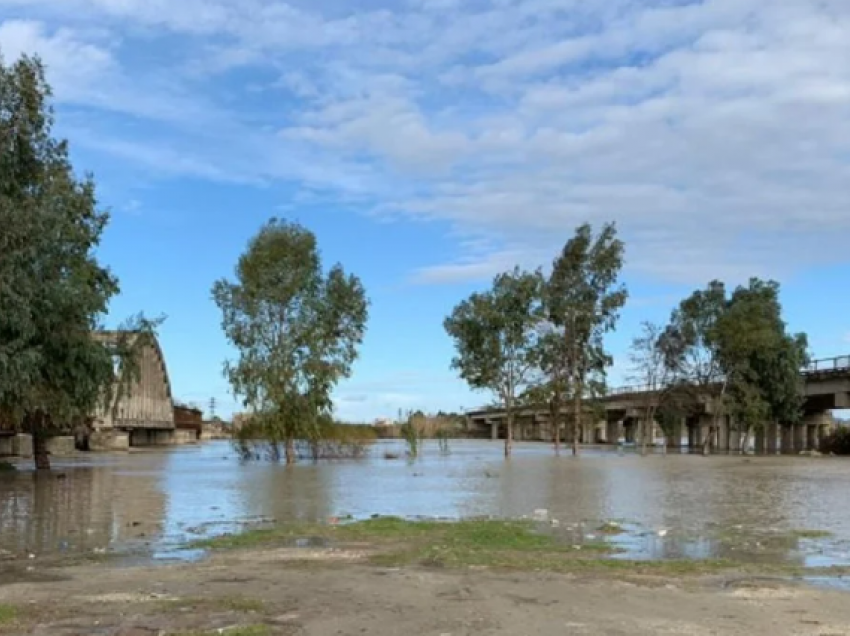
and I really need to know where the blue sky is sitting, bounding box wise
[1,0,849,421]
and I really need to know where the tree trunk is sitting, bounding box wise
[284,437,296,464]
[31,414,51,471]
[572,392,581,457]
[551,398,561,456]
[505,410,513,458]
[640,418,649,457]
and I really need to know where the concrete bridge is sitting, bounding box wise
[1,331,193,459]
[466,355,850,454]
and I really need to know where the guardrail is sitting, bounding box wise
[609,355,850,395]
[803,355,850,374]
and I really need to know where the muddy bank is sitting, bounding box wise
[2,540,850,636]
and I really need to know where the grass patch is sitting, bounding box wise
[0,605,17,625]
[596,522,626,535]
[172,625,269,636]
[790,529,832,539]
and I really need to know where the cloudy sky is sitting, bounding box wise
[2,0,849,420]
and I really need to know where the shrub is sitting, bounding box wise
[820,427,850,455]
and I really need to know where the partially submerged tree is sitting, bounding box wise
[0,54,122,470]
[545,222,627,456]
[212,219,368,464]
[524,325,571,454]
[714,279,808,451]
[665,278,808,454]
[444,267,543,457]
[627,321,678,455]
[664,281,727,455]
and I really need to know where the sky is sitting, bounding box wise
[1,0,849,422]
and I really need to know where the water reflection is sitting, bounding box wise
[2,440,850,567]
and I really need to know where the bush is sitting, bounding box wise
[819,427,850,455]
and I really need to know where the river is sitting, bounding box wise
[2,440,850,568]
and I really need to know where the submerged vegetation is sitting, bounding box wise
[233,417,376,461]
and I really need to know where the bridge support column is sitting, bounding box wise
[803,412,831,453]
[489,421,498,441]
[754,427,766,454]
[780,425,794,455]
[667,418,684,449]
[728,424,741,453]
[792,422,806,452]
[766,422,779,454]
[716,416,729,453]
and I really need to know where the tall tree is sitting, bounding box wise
[524,325,571,454]
[714,279,808,451]
[444,267,543,457]
[665,281,727,455]
[212,219,368,464]
[0,54,120,469]
[665,278,808,454]
[546,222,627,456]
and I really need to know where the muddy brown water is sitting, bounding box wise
[2,440,850,569]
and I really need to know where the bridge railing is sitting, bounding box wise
[608,355,850,395]
[803,355,850,374]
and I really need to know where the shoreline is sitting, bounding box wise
[2,520,850,635]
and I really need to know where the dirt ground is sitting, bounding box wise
[2,546,850,636]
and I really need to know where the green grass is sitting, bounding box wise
[172,626,269,636]
[790,529,832,539]
[0,605,17,625]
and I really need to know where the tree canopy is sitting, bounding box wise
[212,218,369,463]
[544,222,627,455]
[0,54,122,468]
[444,267,543,457]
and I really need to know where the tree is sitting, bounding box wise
[665,281,727,455]
[546,222,627,456]
[714,279,808,452]
[524,325,571,454]
[0,54,120,470]
[628,321,678,456]
[444,267,543,457]
[212,218,368,464]
[665,278,808,454]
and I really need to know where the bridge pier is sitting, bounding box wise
[667,418,685,449]
[766,422,779,454]
[489,420,498,441]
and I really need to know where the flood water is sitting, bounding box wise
[3,440,850,569]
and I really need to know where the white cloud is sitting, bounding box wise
[3,0,850,285]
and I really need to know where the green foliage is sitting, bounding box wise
[820,428,850,455]
[544,222,627,455]
[213,219,369,463]
[444,267,543,456]
[666,278,808,451]
[0,54,124,468]
[234,415,375,461]
[400,419,420,458]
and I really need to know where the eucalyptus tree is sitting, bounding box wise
[212,219,369,464]
[665,278,808,454]
[444,267,543,457]
[545,222,627,456]
[0,54,129,469]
